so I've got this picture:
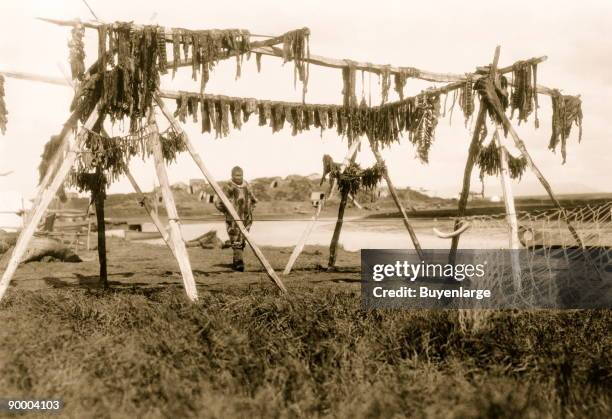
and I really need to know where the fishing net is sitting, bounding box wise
[448,201,612,309]
[462,201,612,250]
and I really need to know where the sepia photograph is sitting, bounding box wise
[0,0,610,417]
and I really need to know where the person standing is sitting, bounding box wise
[214,166,258,271]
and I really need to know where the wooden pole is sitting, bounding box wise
[153,180,159,214]
[20,198,25,228]
[1,63,563,117]
[98,127,173,254]
[488,45,521,289]
[93,167,108,287]
[15,60,103,225]
[481,79,586,249]
[480,77,602,279]
[494,128,522,289]
[0,70,70,87]
[283,138,363,275]
[449,45,502,264]
[328,188,350,269]
[26,126,74,224]
[90,117,110,288]
[86,201,92,251]
[155,96,287,293]
[0,106,100,302]
[292,198,326,270]
[368,140,425,261]
[36,17,289,49]
[327,146,361,269]
[251,47,547,84]
[284,203,323,274]
[34,17,548,84]
[125,168,174,256]
[449,104,487,264]
[149,117,199,302]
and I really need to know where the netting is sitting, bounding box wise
[464,201,612,248]
[452,201,612,309]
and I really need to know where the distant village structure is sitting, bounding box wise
[188,179,208,195]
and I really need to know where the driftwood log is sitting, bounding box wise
[0,232,81,264]
[186,230,223,249]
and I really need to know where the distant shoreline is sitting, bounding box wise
[367,196,612,219]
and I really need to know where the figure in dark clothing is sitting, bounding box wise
[214,166,258,271]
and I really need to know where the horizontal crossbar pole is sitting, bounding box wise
[37,17,292,49]
[37,16,549,88]
[0,54,556,116]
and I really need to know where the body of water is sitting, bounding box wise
[141,218,510,251]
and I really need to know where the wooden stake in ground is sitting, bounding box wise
[87,118,110,287]
[328,188,350,269]
[284,138,363,275]
[368,139,425,261]
[493,128,522,290]
[327,147,360,269]
[93,167,108,287]
[154,95,287,293]
[0,105,100,302]
[149,117,199,302]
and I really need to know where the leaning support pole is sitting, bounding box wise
[284,138,363,275]
[481,79,602,279]
[24,61,103,222]
[125,169,174,256]
[27,117,75,223]
[482,80,586,248]
[149,118,199,302]
[0,106,100,302]
[368,139,425,261]
[493,128,522,290]
[449,104,487,264]
[154,95,287,293]
[285,203,323,274]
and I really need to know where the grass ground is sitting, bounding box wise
[0,240,610,418]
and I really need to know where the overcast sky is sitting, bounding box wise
[1,0,611,204]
